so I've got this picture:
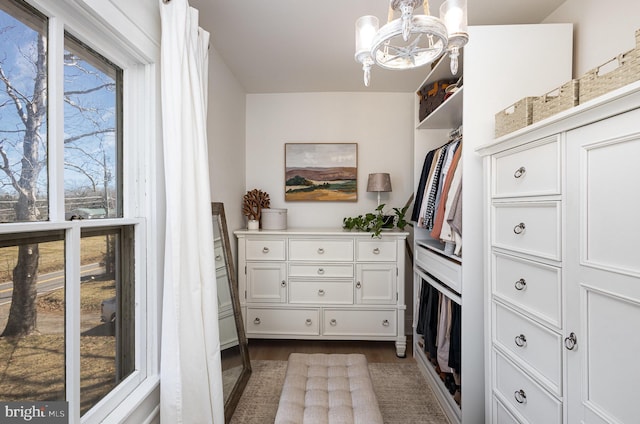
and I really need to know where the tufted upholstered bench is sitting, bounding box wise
[274,353,383,424]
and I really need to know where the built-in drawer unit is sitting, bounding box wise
[246,307,319,336]
[289,239,354,262]
[493,302,563,395]
[493,137,560,198]
[289,280,353,304]
[492,201,561,261]
[288,263,354,279]
[415,244,462,293]
[322,308,397,337]
[493,350,562,424]
[245,238,286,261]
[493,252,562,328]
[356,239,397,262]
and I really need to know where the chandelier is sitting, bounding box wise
[355,0,468,86]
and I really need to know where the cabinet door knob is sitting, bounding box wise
[514,389,527,404]
[356,281,362,289]
[514,334,527,347]
[317,268,325,275]
[215,254,222,261]
[513,222,526,234]
[253,317,261,325]
[514,166,526,178]
[317,248,325,254]
[262,247,270,253]
[281,280,286,287]
[564,332,578,350]
[318,289,325,296]
[514,278,527,290]
[373,247,380,254]
[305,318,312,326]
[382,319,390,327]
[330,319,337,326]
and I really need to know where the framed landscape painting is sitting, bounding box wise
[285,143,357,201]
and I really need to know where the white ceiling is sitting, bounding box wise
[190,0,567,93]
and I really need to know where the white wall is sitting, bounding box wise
[544,0,638,76]
[245,92,415,229]
[208,45,246,247]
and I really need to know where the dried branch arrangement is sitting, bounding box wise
[242,189,270,221]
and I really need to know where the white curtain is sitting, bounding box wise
[159,0,224,423]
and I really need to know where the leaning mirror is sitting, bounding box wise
[212,202,251,422]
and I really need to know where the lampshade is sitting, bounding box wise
[367,173,392,193]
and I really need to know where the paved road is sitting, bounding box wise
[0,263,105,305]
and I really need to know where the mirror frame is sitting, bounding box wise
[212,202,251,422]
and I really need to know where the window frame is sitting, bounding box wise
[1,1,160,423]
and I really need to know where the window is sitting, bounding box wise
[0,0,151,422]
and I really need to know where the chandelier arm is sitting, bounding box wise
[423,0,430,15]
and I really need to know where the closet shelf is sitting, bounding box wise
[416,87,464,130]
[416,237,462,264]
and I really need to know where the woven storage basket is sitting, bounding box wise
[579,29,640,104]
[532,80,579,123]
[495,97,536,138]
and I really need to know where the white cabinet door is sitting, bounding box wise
[246,262,287,303]
[355,263,396,304]
[565,107,640,424]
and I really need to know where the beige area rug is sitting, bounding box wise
[230,359,449,424]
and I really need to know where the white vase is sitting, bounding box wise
[247,219,259,230]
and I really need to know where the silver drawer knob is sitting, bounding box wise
[318,289,325,296]
[514,278,527,291]
[330,319,337,326]
[215,254,222,261]
[253,317,261,325]
[373,247,380,254]
[281,280,286,287]
[514,389,527,404]
[356,281,362,289]
[513,222,526,234]
[262,247,270,253]
[514,334,527,347]
[564,332,577,350]
[317,268,325,275]
[317,248,325,254]
[305,318,312,326]
[514,166,526,178]
[382,319,390,327]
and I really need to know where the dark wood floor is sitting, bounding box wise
[247,337,414,363]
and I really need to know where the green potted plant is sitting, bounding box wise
[343,204,410,238]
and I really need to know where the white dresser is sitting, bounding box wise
[234,228,409,357]
[478,82,640,423]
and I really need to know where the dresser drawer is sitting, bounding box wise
[493,396,522,424]
[492,201,561,261]
[493,137,560,198]
[246,307,319,336]
[322,309,396,337]
[288,263,354,278]
[493,252,561,328]
[289,280,353,304]
[494,302,562,396]
[415,245,461,293]
[356,239,396,262]
[289,239,354,261]
[245,238,286,261]
[494,350,562,424]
